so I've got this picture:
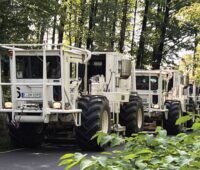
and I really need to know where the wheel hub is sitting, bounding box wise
[101,111,109,133]
[137,108,143,129]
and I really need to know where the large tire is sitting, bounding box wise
[119,95,144,137]
[163,101,182,135]
[75,95,111,151]
[8,123,44,147]
[186,98,196,128]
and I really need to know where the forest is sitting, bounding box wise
[0,0,199,72]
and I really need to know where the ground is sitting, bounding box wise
[0,142,119,170]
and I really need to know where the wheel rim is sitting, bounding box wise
[101,110,109,133]
[137,108,143,129]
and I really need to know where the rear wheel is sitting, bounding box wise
[75,96,111,151]
[186,98,196,128]
[119,95,144,137]
[8,123,44,147]
[164,101,182,135]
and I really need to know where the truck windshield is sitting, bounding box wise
[16,55,60,79]
[136,76,158,90]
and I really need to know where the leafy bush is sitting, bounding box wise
[59,115,200,170]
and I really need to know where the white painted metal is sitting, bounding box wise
[137,108,143,128]
[101,110,109,133]
[135,68,188,119]
[89,52,139,133]
[0,43,90,127]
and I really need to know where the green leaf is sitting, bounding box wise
[107,165,123,170]
[60,153,74,160]
[92,131,106,145]
[177,150,187,156]
[155,126,162,133]
[135,160,147,169]
[192,123,200,130]
[110,137,124,147]
[112,150,122,154]
[191,161,200,168]
[158,129,167,137]
[92,156,107,167]
[124,153,137,160]
[176,116,191,125]
[64,161,79,170]
[58,159,73,166]
[80,159,96,170]
[100,135,113,146]
[74,153,87,162]
[135,149,152,155]
[101,152,112,155]
[165,155,178,163]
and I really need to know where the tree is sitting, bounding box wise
[77,0,87,47]
[176,2,200,75]
[118,0,129,53]
[136,0,149,68]
[87,0,98,50]
[130,0,138,56]
[151,0,171,69]
[0,0,58,44]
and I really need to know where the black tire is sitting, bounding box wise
[186,98,196,128]
[8,123,44,147]
[75,95,111,151]
[163,101,182,135]
[119,95,144,137]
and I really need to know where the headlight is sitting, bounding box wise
[153,104,159,109]
[53,102,61,109]
[4,102,12,109]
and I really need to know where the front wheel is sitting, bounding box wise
[186,98,196,128]
[163,101,182,135]
[75,96,111,151]
[119,95,144,136]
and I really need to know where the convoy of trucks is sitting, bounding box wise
[0,43,198,150]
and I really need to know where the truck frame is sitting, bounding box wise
[135,68,190,134]
[0,44,144,150]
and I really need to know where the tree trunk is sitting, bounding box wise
[51,0,58,49]
[58,4,67,44]
[40,22,45,44]
[193,31,199,76]
[77,0,87,48]
[52,15,57,48]
[86,0,98,50]
[130,0,138,56]
[152,0,171,69]
[69,1,72,46]
[110,0,118,50]
[74,6,78,47]
[58,21,64,44]
[36,23,41,43]
[118,0,128,53]
[136,0,149,68]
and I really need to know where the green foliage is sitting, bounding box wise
[0,0,199,70]
[177,2,200,30]
[59,117,200,170]
[0,0,58,43]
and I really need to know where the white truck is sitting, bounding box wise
[135,68,190,134]
[0,44,144,150]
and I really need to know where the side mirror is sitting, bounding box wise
[119,59,132,79]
